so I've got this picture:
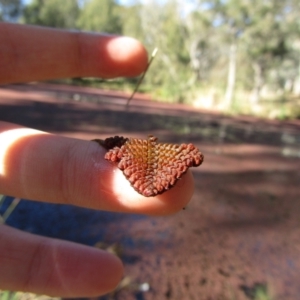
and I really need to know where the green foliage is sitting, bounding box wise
[125,0,193,102]
[253,284,272,300]
[22,0,80,28]
[120,2,143,39]
[77,0,122,34]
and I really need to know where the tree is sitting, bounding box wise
[188,0,299,105]
[120,2,144,41]
[77,0,122,34]
[238,0,298,102]
[22,0,80,29]
[136,0,191,102]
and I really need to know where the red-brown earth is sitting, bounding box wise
[0,84,300,300]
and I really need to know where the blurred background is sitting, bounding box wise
[1,1,300,300]
[1,0,300,117]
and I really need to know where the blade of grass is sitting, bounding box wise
[125,48,158,107]
[2,197,21,223]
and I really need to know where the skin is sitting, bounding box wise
[0,23,195,297]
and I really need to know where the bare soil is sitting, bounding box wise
[1,83,300,300]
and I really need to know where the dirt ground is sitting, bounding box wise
[1,83,300,300]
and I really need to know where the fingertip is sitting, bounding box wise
[158,170,195,215]
[82,34,148,78]
[91,250,124,295]
[110,169,195,215]
[0,225,124,298]
[0,24,149,83]
[106,36,149,76]
[52,243,125,297]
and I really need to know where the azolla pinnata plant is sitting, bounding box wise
[93,135,204,197]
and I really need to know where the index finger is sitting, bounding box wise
[0,23,148,84]
[0,122,195,215]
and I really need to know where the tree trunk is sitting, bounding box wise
[292,57,300,96]
[224,43,237,108]
[250,61,264,103]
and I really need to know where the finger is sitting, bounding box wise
[0,122,195,215]
[0,23,148,84]
[0,225,123,297]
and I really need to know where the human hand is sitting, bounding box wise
[0,23,195,297]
